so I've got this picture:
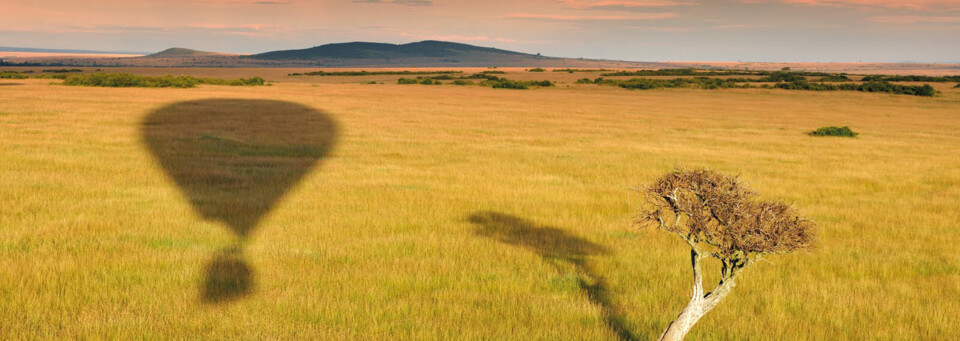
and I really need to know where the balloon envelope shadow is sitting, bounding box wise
[142,99,337,303]
[469,211,643,341]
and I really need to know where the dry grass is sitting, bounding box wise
[0,73,958,339]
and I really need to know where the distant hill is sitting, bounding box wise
[251,40,534,61]
[147,47,223,58]
[0,41,669,68]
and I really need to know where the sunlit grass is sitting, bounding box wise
[0,77,958,339]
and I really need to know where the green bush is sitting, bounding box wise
[291,70,462,76]
[198,76,266,86]
[861,75,960,83]
[526,68,546,72]
[32,74,70,80]
[62,73,266,88]
[42,69,83,73]
[615,77,748,90]
[811,126,859,137]
[63,73,197,88]
[485,79,553,90]
[0,71,29,79]
[467,73,503,80]
[554,68,612,73]
[395,73,553,89]
[760,71,806,82]
[820,74,851,82]
[775,80,936,97]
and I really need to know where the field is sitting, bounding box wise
[1,69,958,339]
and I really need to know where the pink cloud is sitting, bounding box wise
[502,12,678,21]
[711,23,773,29]
[629,25,694,32]
[740,0,960,11]
[193,0,291,4]
[556,0,691,9]
[186,24,279,30]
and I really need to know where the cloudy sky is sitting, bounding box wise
[1,0,958,62]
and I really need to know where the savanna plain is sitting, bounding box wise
[1,68,958,339]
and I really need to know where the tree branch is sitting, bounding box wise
[690,248,704,301]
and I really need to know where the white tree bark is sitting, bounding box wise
[658,249,737,341]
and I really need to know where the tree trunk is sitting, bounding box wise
[658,297,709,341]
[658,249,736,341]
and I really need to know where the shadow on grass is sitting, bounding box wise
[0,83,23,86]
[142,99,338,304]
[469,211,643,341]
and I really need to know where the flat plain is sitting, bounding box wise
[1,68,958,339]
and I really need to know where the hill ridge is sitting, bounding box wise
[148,47,222,58]
[250,40,536,61]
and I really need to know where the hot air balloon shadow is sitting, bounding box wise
[142,99,338,303]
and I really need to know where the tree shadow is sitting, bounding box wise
[469,211,643,341]
[0,83,23,86]
[141,99,338,304]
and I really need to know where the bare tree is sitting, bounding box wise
[639,169,815,341]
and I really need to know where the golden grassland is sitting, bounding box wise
[1,71,958,339]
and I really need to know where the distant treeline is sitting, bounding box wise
[0,60,62,67]
[1,71,71,80]
[577,77,750,90]
[600,69,760,77]
[33,74,71,80]
[398,73,553,90]
[577,76,937,96]
[860,75,960,82]
[775,80,936,96]
[62,73,266,88]
[43,69,83,73]
[600,69,844,78]
[598,69,960,84]
[553,68,613,73]
[0,71,29,79]
[288,70,463,76]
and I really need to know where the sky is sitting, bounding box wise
[1,0,958,62]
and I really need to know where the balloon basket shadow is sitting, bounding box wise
[202,246,255,304]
